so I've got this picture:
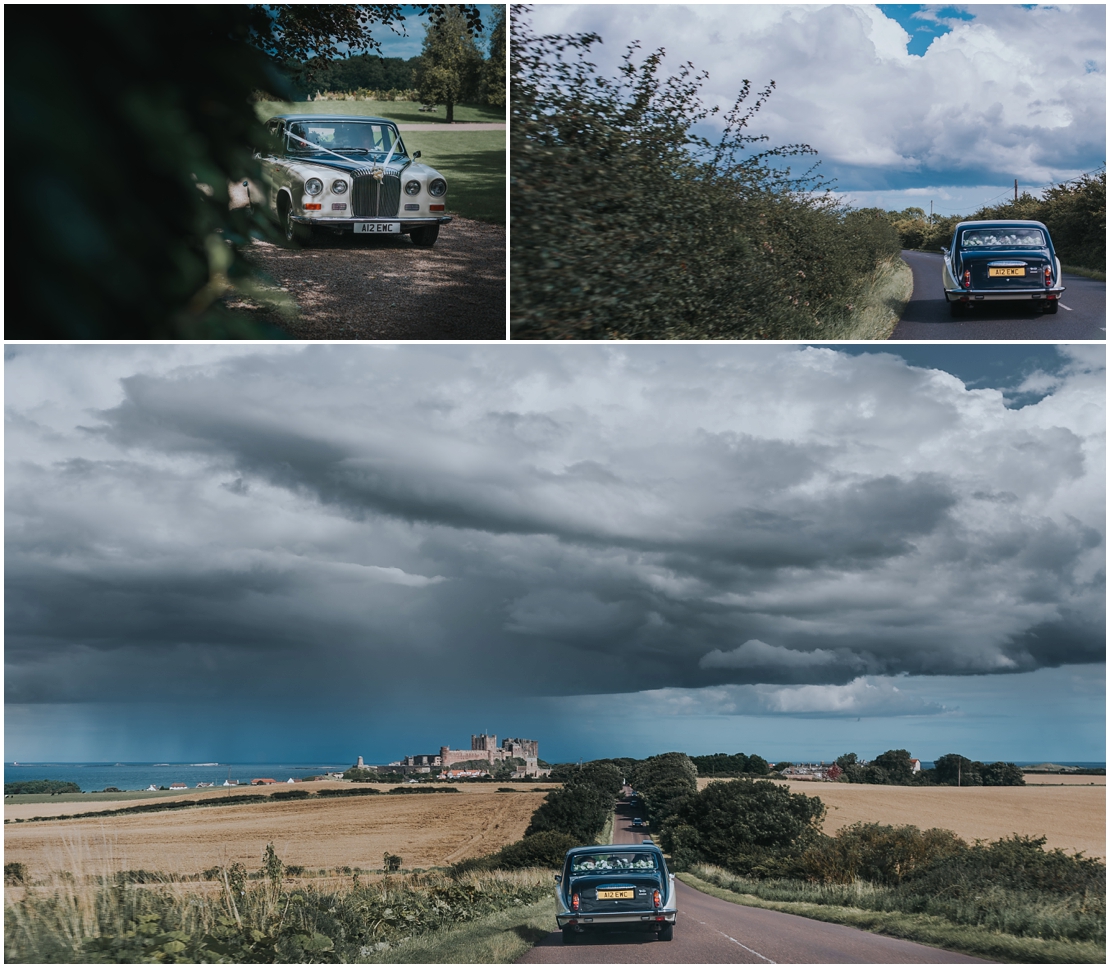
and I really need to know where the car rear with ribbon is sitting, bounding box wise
[554,844,676,944]
[942,219,1064,316]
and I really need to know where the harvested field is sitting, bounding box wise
[1021,773,1105,785]
[697,778,1104,858]
[4,780,556,822]
[3,790,548,881]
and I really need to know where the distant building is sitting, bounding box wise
[251,778,277,785]
[223,779,239,786]
[169,782,187,790]
[196,782,214,788]
[427,734,540,774]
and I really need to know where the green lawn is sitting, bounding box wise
[401,130,504,223]
[255,100,504,125]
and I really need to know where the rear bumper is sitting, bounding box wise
[557,912,676,928]
[944,287,1064,303]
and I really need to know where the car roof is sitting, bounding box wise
[565,844,663,856]
[954,219,1048,230]
[269,114,397,126]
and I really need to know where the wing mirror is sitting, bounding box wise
[413,150,422,159]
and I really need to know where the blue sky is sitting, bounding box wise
[5,344,1104,766]
[526,4,1106,217]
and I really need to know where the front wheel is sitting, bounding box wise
[658,924,674,942]
[561,927,577,946]
[280,197,313,245]
[1042,300,1059,314]
[410,224,440,247]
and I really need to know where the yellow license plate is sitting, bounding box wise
[988,267,1025,277]
[597,889,634,900]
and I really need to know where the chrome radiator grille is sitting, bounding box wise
[352,170,400,217]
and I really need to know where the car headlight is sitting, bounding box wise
[404,179,421,196]
[429,178,447,197]
[305,178,323,196]
[331,179,348,195]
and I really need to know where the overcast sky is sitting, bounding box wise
[523,4,1106,217]
[5,344,1104,765]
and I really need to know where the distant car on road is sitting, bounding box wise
[554,844,676,944]
[632,817,644,827]
[942,219,1064,317]
[256,114,452,247]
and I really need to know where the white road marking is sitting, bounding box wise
[692,916,776,963]
[1059,303,1073,310]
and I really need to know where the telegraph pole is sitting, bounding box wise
[1014,179,1018,203]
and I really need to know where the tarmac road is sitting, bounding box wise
[519,797,987,964]
[892,249,1105,339]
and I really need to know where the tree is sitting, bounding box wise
[479,5,506,108]
[932,753,981,786]
[416,6,483,122]
[6,5,482,338]
[873,749,916,783]
[672,779,825,874]
[834,753,858,770]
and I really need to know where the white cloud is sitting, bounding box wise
[700,639,841,670]
[524,4,1106,196]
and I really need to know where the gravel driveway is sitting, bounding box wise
[235,217,505,339]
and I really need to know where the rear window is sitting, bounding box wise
[570,851,659,873]
[960,227,1045,248]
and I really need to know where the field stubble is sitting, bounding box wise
[4,790,548,881]
[697,778,1104,858]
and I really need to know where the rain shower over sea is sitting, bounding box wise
[5,762,350,792]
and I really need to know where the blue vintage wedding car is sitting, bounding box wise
[942,219,1064,316]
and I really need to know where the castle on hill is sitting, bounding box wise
[391,733,541,775]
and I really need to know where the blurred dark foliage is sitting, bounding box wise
[627,752,699,832]
[888,171,1105,271]
[7,4,482,339]
[509,7,900,339]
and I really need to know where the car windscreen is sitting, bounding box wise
[570,852,659,873]
[960,227,1045,248]
[286,122,407,161]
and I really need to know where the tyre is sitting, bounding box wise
[279,196,312,245]
[561,927,577,945]
[1042,300,1059,314]
[410,224,440,247]
[658,924,674,942]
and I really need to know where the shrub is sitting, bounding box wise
[270,789,313,801]
[669,778,825,874]
[801,824,967,886]
[4,862,28,885]
[627,753,699,828]
[4,780,81,796]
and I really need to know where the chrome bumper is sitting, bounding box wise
[557,911,676,928]
[944,287,1064,303]
[291,215,452,230]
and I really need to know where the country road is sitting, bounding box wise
[518,797,987,964]
[892,249,1105,339]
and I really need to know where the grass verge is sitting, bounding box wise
[597,812,614,846]
[678,872,1104,964]
[363,897,554,964]
[1061,264,1106,281]
[256,100,505,125]
[816,255,914,339]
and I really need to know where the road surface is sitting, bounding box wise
[892,250,1105,339]
[519,796,987,965]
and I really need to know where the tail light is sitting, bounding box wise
[652,889,661,908]
[1044,265,1053,287]
[571,893,580,911]
[962,270,971,289]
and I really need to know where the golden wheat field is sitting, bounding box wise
[696,778,1104,858]
[3,789,548,881]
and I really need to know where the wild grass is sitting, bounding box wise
[813,255,914,339]
[4,845,551,964]
[683,865,1105,964]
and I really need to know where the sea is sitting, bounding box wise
[5,762,352,793]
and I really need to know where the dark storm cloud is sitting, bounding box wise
[4,345,1104,711]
